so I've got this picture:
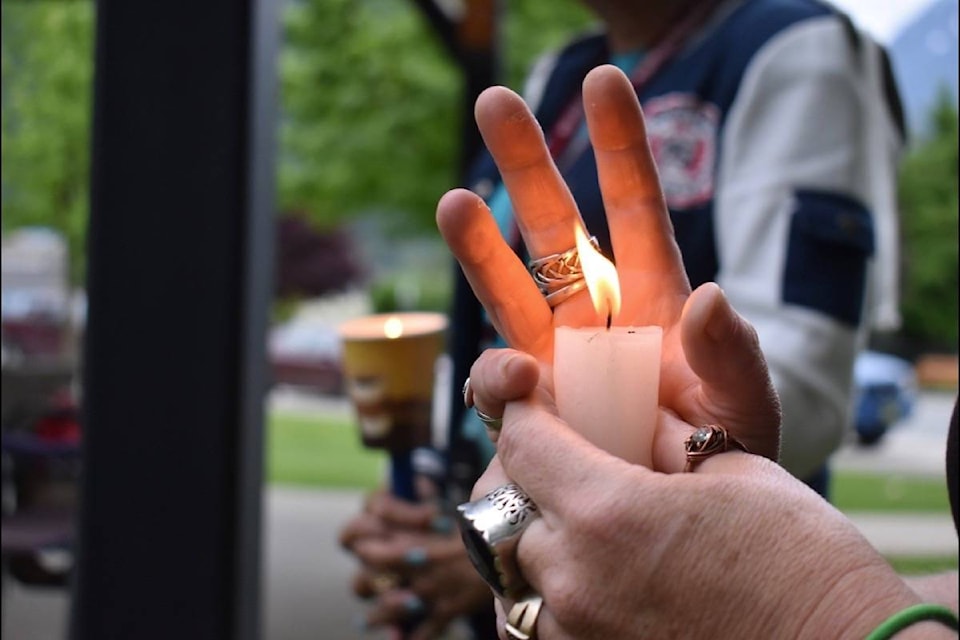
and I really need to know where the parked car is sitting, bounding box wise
[267,321,344,395]
[852,350,918,446]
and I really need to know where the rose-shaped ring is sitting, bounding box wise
[683,424,750,472]
[455,483,539,597]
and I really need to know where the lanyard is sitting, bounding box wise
[548,0,726,172]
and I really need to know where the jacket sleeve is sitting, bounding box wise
[713,15,903,479]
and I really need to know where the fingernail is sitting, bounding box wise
[430,514,454,534]
[704,285,734,342]
[463,377,474,408]
[404,594,426,616]
[403,547,429,567]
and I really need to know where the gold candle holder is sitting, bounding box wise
[338,312,448,451]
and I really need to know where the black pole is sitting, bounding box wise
[445,0,501,487]
[72,1,278,638]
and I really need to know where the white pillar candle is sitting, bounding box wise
[554,325,661,466]
[551,224,662,466]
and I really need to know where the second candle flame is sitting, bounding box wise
[575,224,621,320]
[383,316,404,339]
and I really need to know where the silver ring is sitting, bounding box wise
[463,377,475,408]
[475,408,503,431]
[543,279,588,308]
[456,483,539,597]
[505,593,544,640]
[528,236,599,297]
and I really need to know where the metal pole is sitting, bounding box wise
[72,1,278,638]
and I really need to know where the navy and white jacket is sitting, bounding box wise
[450,0,905,480]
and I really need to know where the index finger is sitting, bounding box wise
[475,86,599,325]
[474,86,584,262]
[436,188,554,356]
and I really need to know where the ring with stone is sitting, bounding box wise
[455,483,539,597]
[505,592,544,640]
[683,424,750,472]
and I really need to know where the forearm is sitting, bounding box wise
[903,571,959,615]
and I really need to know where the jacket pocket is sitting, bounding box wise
[782,189,875,327]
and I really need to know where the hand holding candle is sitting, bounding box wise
[436,65,780,464]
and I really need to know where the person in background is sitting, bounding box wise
[340,0,906,636]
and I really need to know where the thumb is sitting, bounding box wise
[680,283,781,461]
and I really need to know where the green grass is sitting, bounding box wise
[267,414,957,571]
[266,418,953,513]
[888,556,959,575]
[266,411,385,489]
[832,471,951,513]
[832,472,957,573]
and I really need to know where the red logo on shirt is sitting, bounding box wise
[643,93,719,209]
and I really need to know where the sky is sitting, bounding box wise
[828,0,940,42]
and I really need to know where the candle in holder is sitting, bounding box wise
[553,225,662,466]
[339,311,447,500]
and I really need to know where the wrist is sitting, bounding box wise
[893,619,959,639]
[797,558,923,639]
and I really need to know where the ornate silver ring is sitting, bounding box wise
[528,236,598,300]
[456,483,539,597]
[543,279,589,308]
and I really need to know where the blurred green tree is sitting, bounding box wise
[897,89,959,350]
[1,2,95,283]
[278,0,592,234]
[502,1,594,88]
[0,0,595,277]
[279,0,459,235]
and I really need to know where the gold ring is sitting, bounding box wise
[683,424,750,472]
[370,572,400,594]
[505,593,544,640]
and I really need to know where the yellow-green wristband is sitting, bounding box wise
[865,603,959,640]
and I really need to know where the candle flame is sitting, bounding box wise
[383,316,404,339]
[575,224,621,319]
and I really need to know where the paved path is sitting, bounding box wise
[830,390,956,478]
[263,488,392,640]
